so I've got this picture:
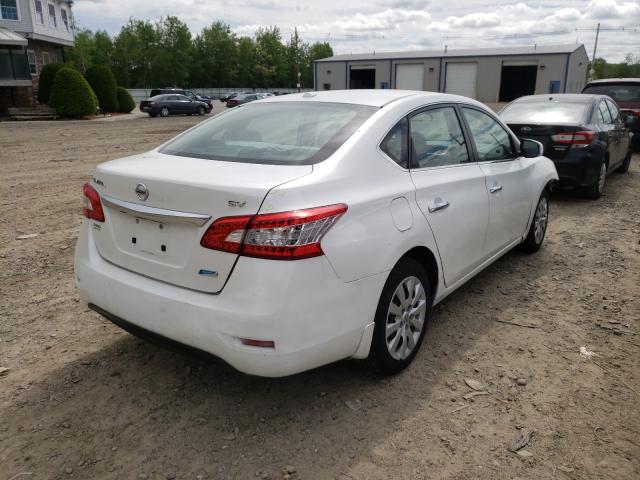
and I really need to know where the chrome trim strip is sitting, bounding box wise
[101,195,211,227]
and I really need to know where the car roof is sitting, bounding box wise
[585,78,640,85]
[509,94,600,104]
[256,89,482,108]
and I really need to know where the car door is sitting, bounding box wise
[460,106,533,257]
[175,95,193,114]
[406,105,490,287]
[597,99,619,168]
[605,98,630,166]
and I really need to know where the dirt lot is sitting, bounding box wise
[1,111,639,480]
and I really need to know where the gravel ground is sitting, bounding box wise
[1,108,639,480]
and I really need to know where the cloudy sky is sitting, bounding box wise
[74,0,640,62]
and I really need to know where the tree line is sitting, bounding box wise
[65,17,334,89]
[592,54,640,79]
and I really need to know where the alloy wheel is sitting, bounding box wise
[386,276,427,360]
[160,107,169,117]
[533,196,548,244]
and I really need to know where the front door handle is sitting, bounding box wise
[489,185,503,194]
[428,198,450,213]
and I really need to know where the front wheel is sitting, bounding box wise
[197,106,205,116]
[616,148,632,173]
[368,258,430,374]
[520,191,549,253]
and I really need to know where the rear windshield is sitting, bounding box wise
[160,102,377,165]
[582,83,640,103]
[500,101,589,124]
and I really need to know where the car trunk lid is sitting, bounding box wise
[91,151,312,293]
[508,124,583,161]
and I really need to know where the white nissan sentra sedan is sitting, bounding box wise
[75,90,558,377]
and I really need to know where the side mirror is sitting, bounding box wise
[625,114,638,128]
[521,138,544,158]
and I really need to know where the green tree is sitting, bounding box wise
[65,29,94,73]
[254,27,287,88]
[85,65,119,112]
[191,22,238,87]
[49,67,98,117]
[112,19,158,88]
[151,16,192,87]
[91,30,114,66]
[236,37,256,87]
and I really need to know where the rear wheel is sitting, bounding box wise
[160,107,170,118]
[520,191,549,253]
[584,160,607,199]
[616,148,632,173]
[148,113,157,118]
[368,258,430,374]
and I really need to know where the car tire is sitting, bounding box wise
[160,107,170,118]
[197,106,205,116]
[148,113,157,118]
[520,190,549,253]
[616,148,632,173]
[584,160,607,199]
[368,258,431,375]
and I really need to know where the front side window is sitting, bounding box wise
[0,0,18,20]
[48,3,56,28]
[161,102,376,165]
[27,49,36,74]
[381,117,408,168]
[60,8,69,31]
[410,107,469,168]
[34,0,43,24]
[597,101,613,124]
[462,107,515,162]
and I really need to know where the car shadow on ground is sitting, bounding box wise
[1,246,551,478]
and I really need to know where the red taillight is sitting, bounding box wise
[200,204,348,260]
[551,131,596,148]
[82,183,105,222]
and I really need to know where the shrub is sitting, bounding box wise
[116,86,135,113]
[38,63,66,104]
[49,67,98,118]
[84,65,119,112]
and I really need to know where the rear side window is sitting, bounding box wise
[598,101,613,124]
[409,107,469,168]
[462,107,515,161]
[605,99,620,123]
[380,118,408,168]
[161,102,377,165]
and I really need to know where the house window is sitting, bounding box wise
[42,51,50,65]
[60,8,69,31]
[48,2,56,28]
[27,49,37,74]
[34,0,44,25]
[0,0,19,20]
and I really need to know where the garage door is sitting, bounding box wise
[396,64,424,91]
[445,63,477,98]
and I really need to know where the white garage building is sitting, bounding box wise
[313,44,589,102]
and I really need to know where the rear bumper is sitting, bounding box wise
[552,148,603,188]
[74,222,385,377]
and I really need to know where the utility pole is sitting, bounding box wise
[589,22,600,81]
[294,27,301,92]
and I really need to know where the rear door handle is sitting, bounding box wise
[428,199,450,213]
[489,185,503,194]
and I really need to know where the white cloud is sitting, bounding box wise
[72,0,640,62]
